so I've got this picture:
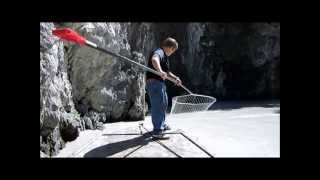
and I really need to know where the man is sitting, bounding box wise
[146,37,182,140]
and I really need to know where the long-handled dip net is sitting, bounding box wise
[52,28,217,116]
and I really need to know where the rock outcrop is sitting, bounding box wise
[40,23,81,156]
[180,23,280,100]
[61,23,146,122]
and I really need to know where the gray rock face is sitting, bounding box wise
[169,23,280,99]
[63,23,146,122]
[40,151,49,158]
[40,23,81,156]
[127,23,158,60]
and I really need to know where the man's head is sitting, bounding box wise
[161,37,178,56]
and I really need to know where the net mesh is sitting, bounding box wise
[170,94,216,114]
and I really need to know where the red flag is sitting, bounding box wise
[52,28,86,45]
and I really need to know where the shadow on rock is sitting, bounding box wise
[84,132,153,157]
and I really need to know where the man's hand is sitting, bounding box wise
[160,71,168,80]
[175,77,182,86]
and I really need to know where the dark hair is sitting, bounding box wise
[161,37,178,50]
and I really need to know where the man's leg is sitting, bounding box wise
[160,84,172,131]
[160,83,168,130]
[146,81,166,133]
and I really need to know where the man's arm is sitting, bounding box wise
[151,54,167,80]
[168,71,182,86]
[167,71,178,79]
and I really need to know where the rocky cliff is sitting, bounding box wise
[182,23,280,100]
[40,23,81,156]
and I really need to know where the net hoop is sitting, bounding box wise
[170,93,216,114]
